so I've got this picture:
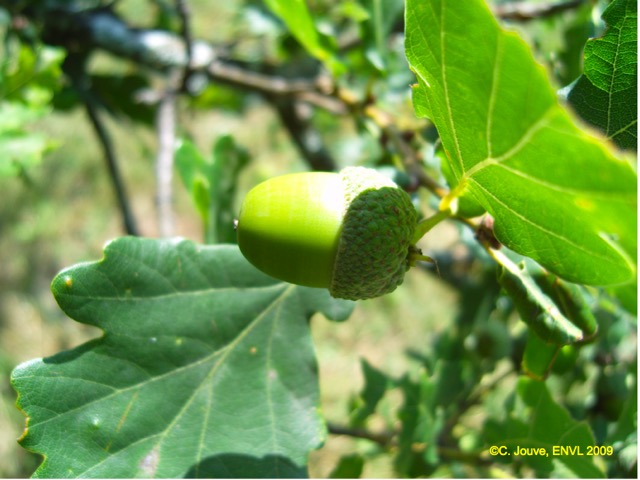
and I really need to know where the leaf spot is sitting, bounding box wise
[138,446,160,477]
[249,346,258,355]
[63,275,73,288]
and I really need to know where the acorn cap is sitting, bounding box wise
[331,167,417,300]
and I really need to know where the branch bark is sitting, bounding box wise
[83,97,140,236]
[155,83,178,237]
[271,99,337,171]
[494,0,587,21]
[175,0,195,92]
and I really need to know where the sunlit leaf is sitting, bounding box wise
[405,0,637,286]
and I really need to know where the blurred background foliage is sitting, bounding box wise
[0,0,636,477]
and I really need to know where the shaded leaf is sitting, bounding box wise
[522,329,562,379]
[176,136,249,244]
[568,0,637,150]
[485,377,605,478]
[53,74,155,125]
[405,0,637,286]
[208,135,250,244]
[496,252,596,345]
[11,237,353,478]
[90,74,155,125]
[349,359,389,428]
[394,371,444,477]
[329,453,364,478]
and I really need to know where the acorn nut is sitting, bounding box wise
[236,166,420,300]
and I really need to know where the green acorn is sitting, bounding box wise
[236,166,423,300]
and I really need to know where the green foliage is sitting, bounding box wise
[497,254,597,345]
[0,44,63,176]
[358,0,405,72]
[485,377,604,478]
[349,359,389,427]
[0,101,54,176]
[11,237,353,477]
[568,0,637,150]
[406,0,637,287]
[263,0,345,75]
[53,74,156,125]
[3,0,637,478]
[329,453,365,478]
[176,136,249,244]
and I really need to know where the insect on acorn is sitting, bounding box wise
[236,166,429,301]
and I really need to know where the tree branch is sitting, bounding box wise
[327,421,493,467]
[326,422,395,448]
[494,0,587,21]
[60,49,140,236]
[155,82,178,237]
[25,4,448,196]
[206,60,345,113]
[175,0,195,92]
[271,99,337,171]
[28,6,345,111]
[83,95,140,236]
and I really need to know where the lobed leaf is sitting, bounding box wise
[405,0,637,286]
[11,237,353,478]
[349,359,389,428]
[568,0,637,150]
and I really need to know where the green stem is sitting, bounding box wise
[412,208,453,244]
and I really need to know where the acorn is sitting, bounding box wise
[236,166,422,300]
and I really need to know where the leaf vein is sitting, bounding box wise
[463,106,555,179]
[469,179,620,265]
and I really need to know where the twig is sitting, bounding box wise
[175,0,194,91]
[327,421,493,467]
[327,422,395,448]
[271,99,336,171]
[206,60,345,114]
[81,90,139,236]
[155,76,179,237]
[344,95,448,197]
